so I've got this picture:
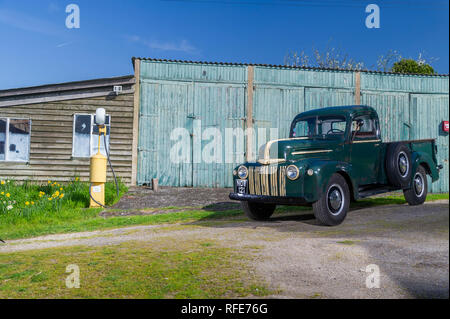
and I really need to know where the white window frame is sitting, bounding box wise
[72,113,110,158]
[0,117,32,163]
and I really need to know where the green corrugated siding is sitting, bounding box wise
[410,94,449,193]
[138,60,449,192]
[138,61,247,187]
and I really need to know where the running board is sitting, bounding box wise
[357,186,400,199]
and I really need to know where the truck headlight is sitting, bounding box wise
[286,165,300,180]
[237,166,248,179]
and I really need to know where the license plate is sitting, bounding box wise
[236,180,247,194]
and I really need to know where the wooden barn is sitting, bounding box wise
[0,76,137,185]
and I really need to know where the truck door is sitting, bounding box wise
[350,115,382,186]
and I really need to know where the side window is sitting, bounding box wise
[351,116,378,140]
[0,118,31,162]
[72,114,111,158]
[0,119,6,161]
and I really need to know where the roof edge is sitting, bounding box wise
[132,57,449,77]
[0,75,135,98]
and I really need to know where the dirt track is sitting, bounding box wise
[1,191,448,299]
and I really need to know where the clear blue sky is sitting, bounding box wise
[0,0,448,89]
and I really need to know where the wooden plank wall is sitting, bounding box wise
[0,93,134,184]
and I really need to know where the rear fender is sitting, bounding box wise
[411,151,439,184]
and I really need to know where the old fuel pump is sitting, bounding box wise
[89,108,107,207]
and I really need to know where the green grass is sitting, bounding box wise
[0,190,447,241]
[0,178,127,214]
[0,207,243,240]
[0,240,271,299]
[336,240,360,245]
[276,192,449,213]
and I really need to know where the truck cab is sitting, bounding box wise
[230,105,441,226]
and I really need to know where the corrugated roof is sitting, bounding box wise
[0,75,135,108]
[0,75,134,97]
[132,57,449,77]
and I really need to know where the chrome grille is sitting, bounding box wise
[248,166,286,197]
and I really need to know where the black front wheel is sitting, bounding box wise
[241,202,276,221]
[403,165,428,205]
[313,174,350,226]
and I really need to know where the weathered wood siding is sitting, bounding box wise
[0,93,134,184]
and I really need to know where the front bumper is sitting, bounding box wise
[229,192,309,206]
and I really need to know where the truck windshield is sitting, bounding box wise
[291,116,347,139]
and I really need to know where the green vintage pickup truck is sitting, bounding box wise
[229,105,442,226]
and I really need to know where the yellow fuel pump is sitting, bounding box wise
[90,108,107,208]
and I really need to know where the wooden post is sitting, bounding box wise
[152,178,159,192]
[355,71,361,105]
[246,66,254,162]
[131,58,141,186]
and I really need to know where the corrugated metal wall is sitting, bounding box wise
[138,60,449,192]
[360,73,449,192]
[138,62,247,187]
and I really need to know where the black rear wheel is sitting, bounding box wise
[403,165,428,205]
[386,143,412,188]
[313,173,350,226]
[241,202,276,221]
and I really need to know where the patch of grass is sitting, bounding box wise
[0,178,127,215]
[336,240,360,246]
[0,240,271,299]
[0,207,243,240]
[352,193,448,208]
[0,177,128,240]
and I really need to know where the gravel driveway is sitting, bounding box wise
[1,187,448,299]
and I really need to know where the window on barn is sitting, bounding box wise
[72,114,111,158]
[0,118,32,162]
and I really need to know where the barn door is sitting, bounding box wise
[410,94,449,193]
[191,83,246,187]
[137,81,194,186]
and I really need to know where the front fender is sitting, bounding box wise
[297,160,355,202]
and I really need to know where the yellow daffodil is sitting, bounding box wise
[48,181,51,184]
[25,201,30,206]
[48,198,52,201]
[6,193,10,198]
[59,194,65,199]
[75,177,79,181]
[60,188,63,191]
[1,180,5,185]
[31,201,35,205]
[1,191,4,195]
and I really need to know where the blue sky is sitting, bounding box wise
[0,0,448,89]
